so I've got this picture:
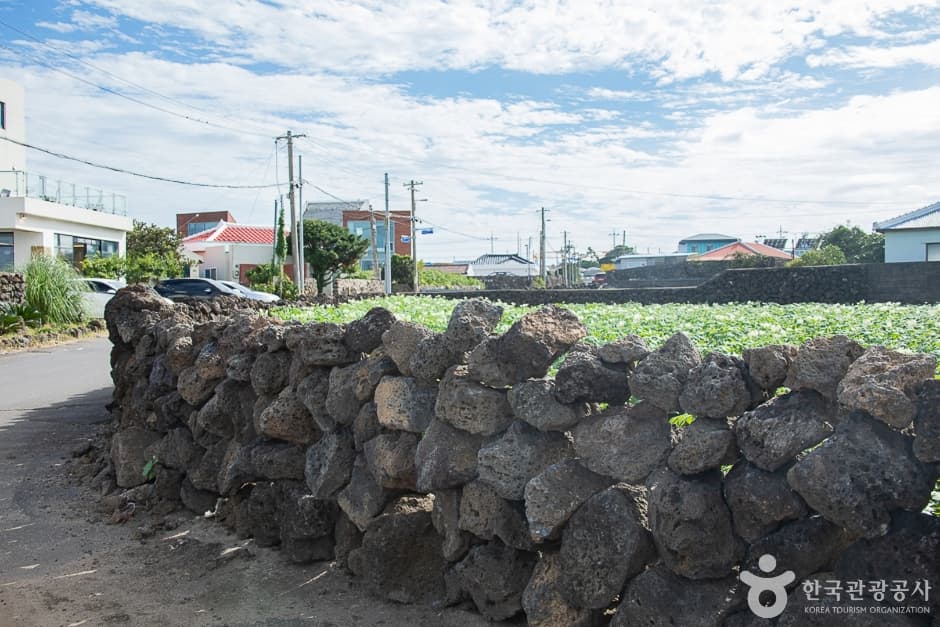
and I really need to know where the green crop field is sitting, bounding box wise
[274,296,940,367]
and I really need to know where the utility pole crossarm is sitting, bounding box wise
[403,180,423,293]
[275,130,307,291]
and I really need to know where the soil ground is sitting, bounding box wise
[0,339,497,627]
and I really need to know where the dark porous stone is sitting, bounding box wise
[409,334,459,383]
[833,510,940,617]
[667,418,738,476]
[746,516,853,584]
[284,322,355,366]
[450,542,538,621]
[362,431,418,490]
[572,402,671,483]
[253,387,318,445]
[344,306,396,354]
[435,365,514,436]
[352,402,381,451]
[381,320,433,377]
[723,461,807,542]
[442,298,504,355]
[678,353,751,419]
[374,376,438,433]
[476,421,573,500]
[913,379,940,463]
[786,412,934,538]
[431,488,471,562]
[336,457,392,531]
[304,428,355,499]
[508,379,587,432]
[522,552,594,627]
[783,335,864,401]
[743,344,796,392]
[647,468,742,579]
[554,346,630,405]
[557,485,657,610]
[836,346,936,429]
[523,459,611,542]
[414,418,485,492]
[347,495,447,605]
[612,564,743,627]
[597,335,649,365]
[467,306,587,387]
[735,390,835,472]
[458,480,534,551]
[249,349,292,396]
[294,368,333,432]
[193,379,256,442]
[628,332,702,412]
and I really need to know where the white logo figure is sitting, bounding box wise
[740,554,796,619]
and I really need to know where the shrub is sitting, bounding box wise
[787,245,847,267]
[246,262,277,286]
[252,276,299,300]
[82,254,126,279]
[126,252,182,283]
[0,302,42,334]
[23,255,88,324]
[420,268,483,289]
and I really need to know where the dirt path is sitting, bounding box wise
[0,340,497,627]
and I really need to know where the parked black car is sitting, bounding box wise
[154,278,243,301]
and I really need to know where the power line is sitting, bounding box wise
[0,41,274,139]
[0,135,279,189]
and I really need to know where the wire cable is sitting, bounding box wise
[0,135,279,189]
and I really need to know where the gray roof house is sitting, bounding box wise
[874,201,940,263]
[302,200,369,225]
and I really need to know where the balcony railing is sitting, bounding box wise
[0,170,127,216]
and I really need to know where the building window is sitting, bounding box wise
[203,267,218,279]
[55,233,119,267]
[0,101,5,130]
[187,221,217,236]
[0,232,13,271]
[927,243,940,262]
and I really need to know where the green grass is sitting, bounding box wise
[273,296,940,366]
[23,255,89,325]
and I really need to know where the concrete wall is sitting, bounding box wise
[103,290,940,625]
[884,229,940,263]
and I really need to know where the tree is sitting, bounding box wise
[125,220,186,282]
[81,254,126,278]
[818,225,884,263]
[275,204,287,267]
[787,245,847,267]
[295,219,369,291]
[599,244,635,265]
[390,254,415,288]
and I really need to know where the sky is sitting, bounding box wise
[0,0,938,263]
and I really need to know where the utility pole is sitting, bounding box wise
[540,207,548,279]
[369,203,379,279]
[404,180,423,293]
[526,237,532,280]
[297,155,304,291]
[609,229,619,249]
[622,230,626,248]
[562,230,569,287]
[384,173,391,295]
[490,232,497,254]
[276,130,306,290]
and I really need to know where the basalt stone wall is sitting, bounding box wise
[104,285,940,626]
[0,272,25,305]
[443,262,940,305]
[607,260,734,286]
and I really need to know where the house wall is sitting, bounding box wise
[467,262,536,277]
[0,196,131,269]
[193,243,277,281]
[176,211,234,238]
[884,229,940,263]
[0,78,26,172]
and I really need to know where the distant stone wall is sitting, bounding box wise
[0,272,25,306]
[607,260,733,286]
[104,286,939,625]
[441,262,940,305]
[334,279,383,298]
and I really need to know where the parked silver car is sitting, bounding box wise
[81,278,127,319]
[219,280,282,303]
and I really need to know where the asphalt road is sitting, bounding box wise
[0,337,115,588]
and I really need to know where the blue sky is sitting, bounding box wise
[1,0,939,261]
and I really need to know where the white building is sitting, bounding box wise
[874,202,940,263]
[0,78,132,271]
[466,253,536,277]
[181,221,287,283]
[613,252,693,269]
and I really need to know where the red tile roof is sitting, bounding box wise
[182,221,281,245]
[694,241,794,261]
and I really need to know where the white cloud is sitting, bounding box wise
[807,39,940,69]
[80,0,939,80]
